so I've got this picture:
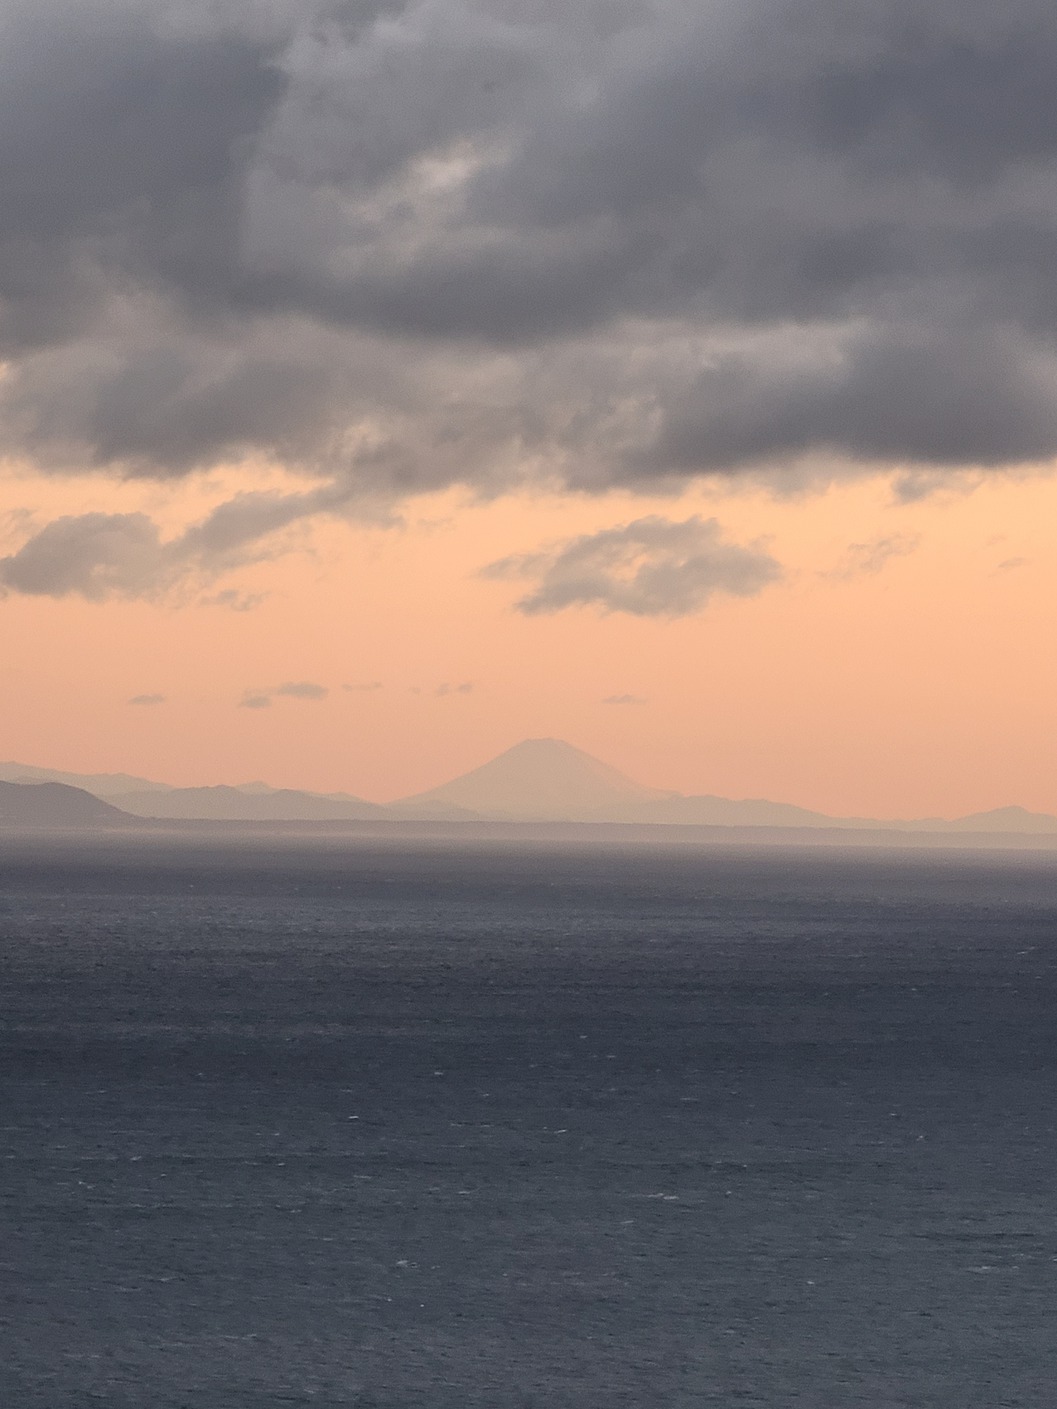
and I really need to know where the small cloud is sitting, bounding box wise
[890,470,986,505]
[201,589,266,612]
[825,534,919,581]
[0,513,171,601]
[0,484,357,605]
[343,681,383,692]
[435,681,474,696]
[483,516,781,618]
[891,473,940,504]
[128,693,166,706]
[275,680,328,700]
[240,680,328,708]
[996,556,1028,572]
[602,693,647,706]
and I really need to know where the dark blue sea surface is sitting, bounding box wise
[2,833,1057,1407]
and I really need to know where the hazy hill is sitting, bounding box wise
[614,793,846,828]
[0,780,130,828]
[1,761,383,820]
[919,805,1057,834]
[107,785,386,822]
[392,737,675,821]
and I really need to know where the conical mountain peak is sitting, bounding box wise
[394,738,674,821]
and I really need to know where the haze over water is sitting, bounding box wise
[3,833,1056,1407]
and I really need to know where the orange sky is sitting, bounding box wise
[2,462,1055,818]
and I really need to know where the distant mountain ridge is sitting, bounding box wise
[0,760,383,821]
[3,744,1057,834]
[390,740,1057,833]
[0,761,173,796]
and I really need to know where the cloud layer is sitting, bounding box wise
[3,0,1057,587]
[484,516,781,617]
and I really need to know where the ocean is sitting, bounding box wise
[2,832,1056,1407]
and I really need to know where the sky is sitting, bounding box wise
[2,0,1057,816]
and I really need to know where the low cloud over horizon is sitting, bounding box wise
[239,680,329,709]
[2,0,1057,592]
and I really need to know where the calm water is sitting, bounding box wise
[2,833,1057,1407]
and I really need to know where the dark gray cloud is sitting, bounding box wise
[128,693,166,706]
[484,516,782,617]
[602,694,647,706]
[3,0,1057,571]
[0,1,287,350]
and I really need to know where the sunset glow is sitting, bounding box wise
[4,465,1055,817]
